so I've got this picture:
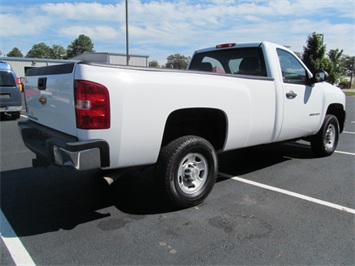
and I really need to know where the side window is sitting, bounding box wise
[228,58,243,73]
[277,49,307,85]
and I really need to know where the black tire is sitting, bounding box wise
[156,136,218,209]
[11,112,21,120]
[311,114,339,157]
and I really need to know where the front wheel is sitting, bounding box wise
[311,114,339,157]
[156,136,218,209]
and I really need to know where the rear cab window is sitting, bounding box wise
[0,71,16,87]
[189,47,267,77]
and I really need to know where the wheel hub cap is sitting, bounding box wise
[324,124,335,149]
[178,153,208,194]
[184,163,199,181]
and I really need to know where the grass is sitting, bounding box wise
[344,91,355,96]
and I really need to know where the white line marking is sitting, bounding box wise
[343,131,355,135]
[286,142,355,156]
[0,209,36,265]
[219,173,355,215]
[350,121,355,124]
[335,150,355,156]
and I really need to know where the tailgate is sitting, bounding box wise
[25,63,77,136]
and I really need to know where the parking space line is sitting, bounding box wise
[343,131,355,134]
[0,209,36,266]
[219,173,355,215]
[335,150,355,156]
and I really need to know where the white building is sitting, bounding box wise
[72,52,149,66]
[2,52,149,78]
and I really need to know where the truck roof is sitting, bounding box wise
[193,41,282,54]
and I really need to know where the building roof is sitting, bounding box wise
[71,52,149,60]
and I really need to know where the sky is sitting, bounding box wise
[1,0,354,65]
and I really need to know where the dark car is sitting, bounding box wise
[0,61,22,119]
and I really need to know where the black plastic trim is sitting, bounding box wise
[18,120,110,168]
[26,63,76,76]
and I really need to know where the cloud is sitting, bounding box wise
[0,13,49,36]
[40,2,121,21]
[1,0,354,63]
[60,26,119,40]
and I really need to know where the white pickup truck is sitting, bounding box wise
[19,41,346,208]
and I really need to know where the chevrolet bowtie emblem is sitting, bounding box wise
[39,96,47,105]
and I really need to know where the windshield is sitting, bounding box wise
[0,71,16,87]
[189,47,267,76]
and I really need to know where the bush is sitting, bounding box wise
[338,79,350,89]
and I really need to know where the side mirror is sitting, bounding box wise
[314,71,329,82]
[308,70,328,85]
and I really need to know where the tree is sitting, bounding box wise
[294,51,302,59]
[25,43,67,59]
[302,32,327,75]
[325,49,343,84]
[50,44,66,59]
[26,42,52,58]
[7,47,23,57]
[165,54,190,69]
[341,55,355,88]
[66,34,95,58]
[149,60,160,68]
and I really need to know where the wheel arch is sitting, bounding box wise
[326,104,345,133]
[161,108,228,151]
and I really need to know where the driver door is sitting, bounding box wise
[277,49,323,141]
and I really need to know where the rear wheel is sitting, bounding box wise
[311,114,339,157]
[156,136,218,208]
[11,112,21,120]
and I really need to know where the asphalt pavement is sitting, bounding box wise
[0,96,354,265]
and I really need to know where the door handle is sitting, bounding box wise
[286,90,297,99]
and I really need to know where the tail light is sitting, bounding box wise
[74,80,110,129]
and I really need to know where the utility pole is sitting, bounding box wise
[350,56,354,89]
[125,0,129,66]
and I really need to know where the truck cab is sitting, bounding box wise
[188,41,345,143]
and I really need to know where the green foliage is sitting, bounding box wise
[149,60,160,68]
[26,43,66,59]
[66,34,95,58]
[294,51,302,59]
[165,54,190,69]
[26,42,53,58]
[7,47,23,57]
[325,49,343,84]
[302,32,353,85]
[338,79,350,89]
[341,55,355,76]
[24,35,94,59]
[302,32,327,75]
[343,91,355,96]
[50,45,67,59]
